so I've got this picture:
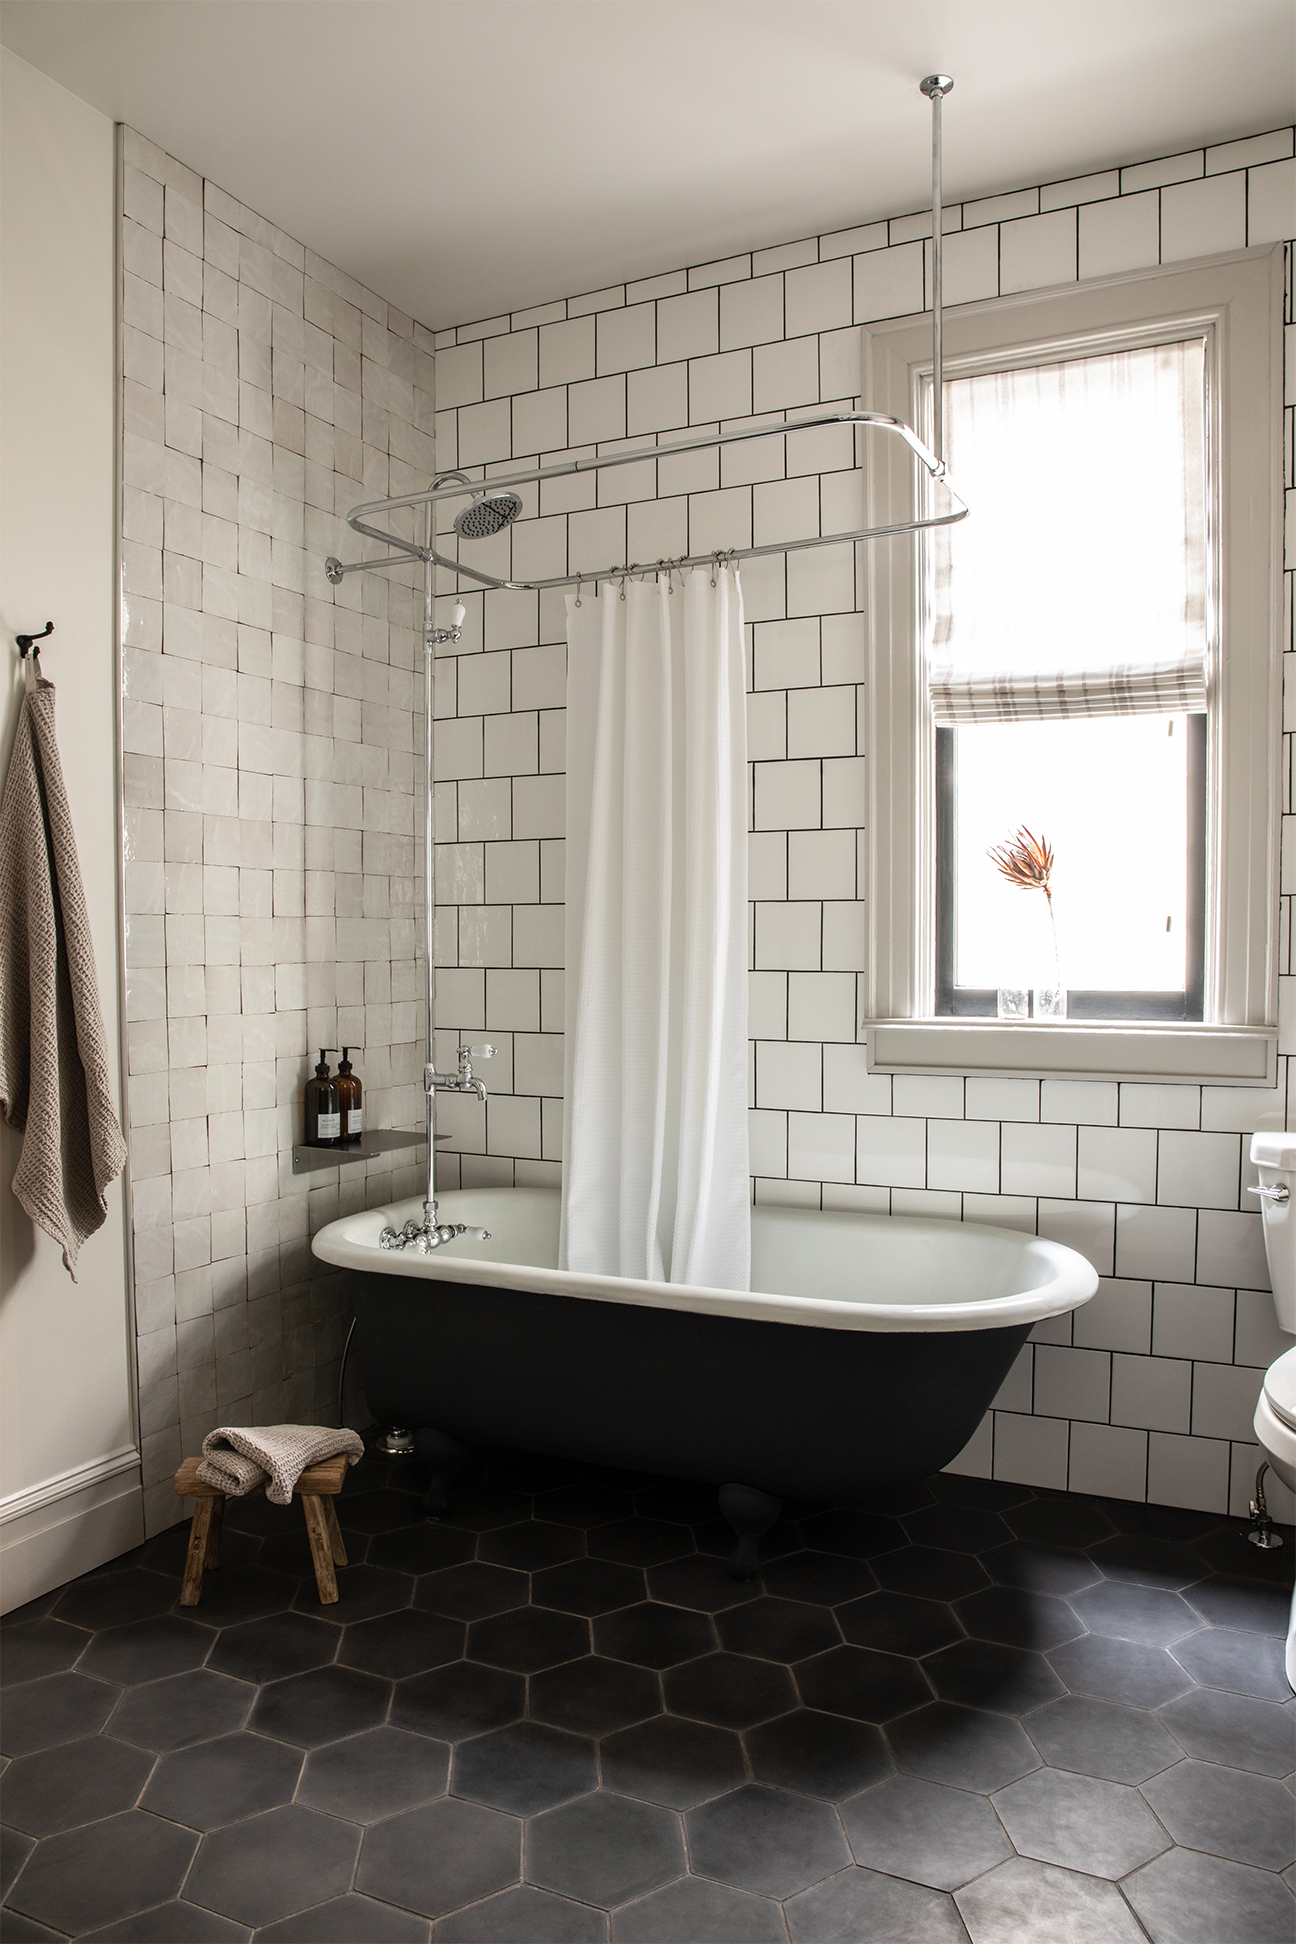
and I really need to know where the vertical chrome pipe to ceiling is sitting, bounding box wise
[920,73,954,467]
[422,503,437,1217]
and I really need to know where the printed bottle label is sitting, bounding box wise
[348,1110,363,1135]
[316,1112,341,1139]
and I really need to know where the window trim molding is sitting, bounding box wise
[861,245,1285,1085]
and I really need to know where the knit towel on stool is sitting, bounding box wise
[197,1425,366,1504]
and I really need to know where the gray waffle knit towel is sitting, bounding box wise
[0,676,127,1278]
[197,1424,366,1504]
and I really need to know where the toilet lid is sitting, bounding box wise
[1263,1346,1296,1433]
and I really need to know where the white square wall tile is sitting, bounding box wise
[755,903,821,971]
[943,1413,993,1479]
[1068,1422,1148,1502]
[1114,1203,1197,1283]
[994,1411,1069,1491]
[891,1188,961,1222]
[999,209,1077,293]
[787,972,857,1044]
[1156,1130,1241,1210]
[1247,157,1296,246]
[1073,1279,1152,1354]
[1119,1083,1200,1129]
[1033,1345,1111,1422]
[1038,1199,1114,1277]
[1151,1282,1234,1362]
[1233,1287,1295,1368]
[855,1115,926,1189]
[1146,1430,1229,1513]
[1002,1121,1076,1198]
[1110,1353,1191,1433]
[1190,1361,1263,1442]
[1195,1209,1269,1291]
[823,1046,890,1115]
[992,1346,1033,1413]
[965,1077,1039,1123]
[926,1119,999,1194]
[749,1108,787,1177]
[1078,193,1159,279]
[787,830,855,902]
[1160,173,1247,262]
[1041,1079,1117,1126]
[892,1075,963,1120]
[756,1040,821,1111]
[788,1111,855,1183]
[1078,1126,1157,1204]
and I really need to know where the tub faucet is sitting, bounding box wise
[426,1043,494,1103]
[378,1201,491,1252]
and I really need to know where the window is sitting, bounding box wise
[861,248,1283,1084]
[932,337,1208,1023]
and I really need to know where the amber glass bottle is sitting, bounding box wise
[304,1049,340,1146]
[337,1048,363,1144]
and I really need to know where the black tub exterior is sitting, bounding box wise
[351,1268,1030,1502]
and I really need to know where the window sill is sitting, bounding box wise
[865,1019,1276,1086]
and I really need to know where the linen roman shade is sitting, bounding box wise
[928,337,1208,724]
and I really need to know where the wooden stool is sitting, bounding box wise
[174,1453,350,1605]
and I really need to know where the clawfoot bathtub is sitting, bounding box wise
[313,1187,1096,1576]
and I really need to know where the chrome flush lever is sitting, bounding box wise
[1247,1182,1291,1206]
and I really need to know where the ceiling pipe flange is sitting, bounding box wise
[920,73,954,97]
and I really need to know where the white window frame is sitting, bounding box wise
[862,245,1285,1086]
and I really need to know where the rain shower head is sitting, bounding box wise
[453,488,524,540]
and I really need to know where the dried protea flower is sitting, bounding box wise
[988,827,1054,905]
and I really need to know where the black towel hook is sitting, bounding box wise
[16,623,53,658]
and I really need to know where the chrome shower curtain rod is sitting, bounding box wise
[324,74,963,597]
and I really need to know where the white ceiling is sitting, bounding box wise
[2,1,1292,330]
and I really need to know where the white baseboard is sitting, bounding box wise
[0,1447,143,1615]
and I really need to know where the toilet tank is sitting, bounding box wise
[1250,1133,1296,1333]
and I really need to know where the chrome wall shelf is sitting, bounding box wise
[291,1127,427,1176]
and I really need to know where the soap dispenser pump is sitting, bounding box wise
[337,1048,362,1144]
[305,1049,340,1147]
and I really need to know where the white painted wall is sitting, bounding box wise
[0,49,141,1610]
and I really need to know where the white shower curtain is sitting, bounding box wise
[561,566,750,1290]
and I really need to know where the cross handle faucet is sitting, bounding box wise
[426,1042,495,1102]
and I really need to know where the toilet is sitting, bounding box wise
[1247,1132,1296,1690]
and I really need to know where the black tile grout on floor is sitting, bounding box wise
[1,1441,1293,1942]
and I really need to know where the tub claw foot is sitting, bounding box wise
[413,1427,472,1519]
[719,1482,781,1580]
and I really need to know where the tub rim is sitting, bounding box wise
[311,1186,1097,1334]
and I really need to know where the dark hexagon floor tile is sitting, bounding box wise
[297,1724,447,1822]
[903,1504,1012,1554]
[220,1495,300,1539]
[694,1514,804,1563]
[337,1607,464,1680]
[80,1898,251,1940]
[293,1564,411,1622]
[452,1720,596,1816]
[1184,1574,1294,1637]
[835,1589,963,1658]
[633,1481,718,1526]
[595,1602,715,1669]
[143,1524,262,1579]
[1006,1494,1116,1550]
[786,1864,968,1943]
[980,1540,1101,1597]
[600,1713,745,1809]
[1123,1845,1296,1944]
[207,1611,338,1685]
[685,1782,849,1899]
[925,1639,1065,1716]
[79,1613,216,1686]
[995,1765,1170,1878]
[1172,1625,1291,1700]
[644,1555,755,1613]
[185,1803,359,1928]
[4,1810,197,1936]
[2,1824,34,1901]
[537,1484,636,1529]
[0,1735,152,1836]
[437,1883,605,1942]
[794,1643,932,1724]
[1142,1759,1295,1871]
[796,1509,907,1559]
[955,1855,1148,1944]
[334,1489,427,1535]
[476,1521,584,1572]
[1068,1578,1198,1646]
[249,1663,389,1748]
[0,1591,57,1625]
[531,1790,685,1908]
[176,1567,301,1627]
[356,1796,520,1918]
[716,1596,838,1664]
[111,1668,253,1751]
[842,1771,1011,1890]
[254,1532,320,1580]
[758,1550,878,1607]
[745,1708,892,1801]
[664,1651,794,1730]
[612,1874,784,1942]
[1193,1524,1295,1583]
[872,1546,989,1602]
[53,1569,174,1632]
[140,1730,302,1830]
[932,1472,1035,1511]
[254,1892,428,1941]
[414,1562,527,1621]
[1025,1693,1180,1784]
[0,1618,90,1687]
[530,1654,660,1737]
[954,1584,1081,1651]
[0,1672,118,1755]
[587,1518,694,1568]
[533,1558,646,1617]
[1,1900,82,1938]
[1158,1685,1294,1776]
[1101,1500,1219,1543]
[365,1522,475,1576]
[467,1605,588,1674]
[391,1661,524,1742]
[1049,1631,1194,1709]
[1088,1533,1209,1589]
[890,1701,1040,1792]
[443,1485,534,1534]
